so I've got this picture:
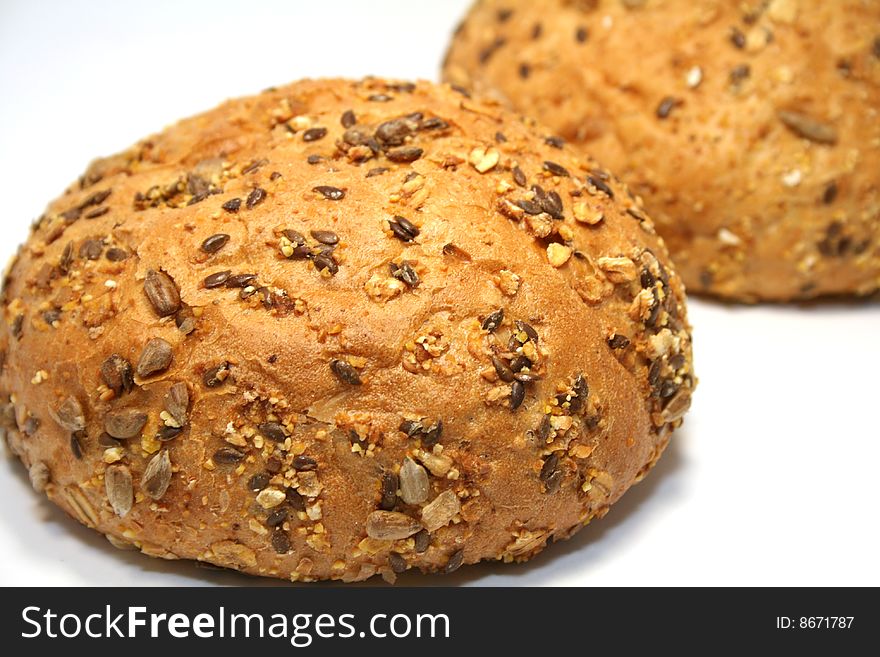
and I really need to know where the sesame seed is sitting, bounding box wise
[685,66,703,88]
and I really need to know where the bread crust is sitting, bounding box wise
[0,77,693,582]
[444,0,880,301]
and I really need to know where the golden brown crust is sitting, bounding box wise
[443,0,880,302]
[0,77,693,582]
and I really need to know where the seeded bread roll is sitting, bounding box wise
[443,0,880,302]
[0,77,693,582]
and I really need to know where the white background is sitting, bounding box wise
[0,0,878,587]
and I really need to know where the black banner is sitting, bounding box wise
[1,587,872,652]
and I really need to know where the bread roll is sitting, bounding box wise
[0,77,694,582]
[444,0,880,301]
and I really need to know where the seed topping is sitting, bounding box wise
[142,450,172,500]
[144,270,181,317]
[201,233,230,254]
[313,186,346,200]
[330,359,362,385]
[136,338,173,378]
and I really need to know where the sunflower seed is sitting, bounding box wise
[311,252,338,275]
[201,233,230,254]
[389,553,408,573]
[29,462,50,492]
[540,453,562,493]
[341,110,357,128]
[106,247,129,262]
[105,465,133,517]
[157,426,182,441]
[512,166,527,187]
[441,243,471,260]
[98,432,121,447]
[144,270,180,317]
[248,473,270,492]
[515,320,539,343]
[398,419,442,447]
[293,455,317,471]
[70,432,84,459]
[379,471,399,510]
[390,261,420,288]
[104,409,147,439]
[343,125,373,147]
[543,161,569,177]
[310,229,339,245]
[79,239,104,260]
[421,490,461,532]
[482,308,504,331]
[413,529,430,553]
[386,146,424,163]
[510,355,532,372]
[537,414,553,441]
[266,507,288,527]
[422,420,443,447]
[164,382,189,426]
[539,189,564,219]
[587,174,614,198]
[313,185,345,200]
[174,309,195,334]
[375,118,414,146]
[59,241,74,273]
[510,380,525,410]
[388,216,419,242]
[49,396,86,432]
[516,198,543,215]
[246,187,267,209]
[203,362,230,387]
[366,511,422,540]
[491,356,515,383]
[303,127,327,142]
[136,338,172,378]
[204,270,231,288]
[444,549,464,573]
[258,422,287,442]
[224,273,256,288]
[330,359,361,385]
[281,229,305,246]
[399,457,429,505]
[569,374,589,413]
[141,450,172,500]
[287,487,306,511]
[288,243,312,259]
[222,198,242,213]
[214,447,245,464]
[777,110,838,144]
